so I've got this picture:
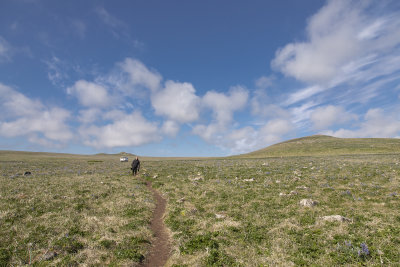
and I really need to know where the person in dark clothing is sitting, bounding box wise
[131,156,140,176]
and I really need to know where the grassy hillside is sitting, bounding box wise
[239,135,400,158]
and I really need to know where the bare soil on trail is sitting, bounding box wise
[142,180,171,267]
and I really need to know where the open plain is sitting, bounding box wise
[1,136,400,266]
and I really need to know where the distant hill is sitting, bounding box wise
[237,135,400,158]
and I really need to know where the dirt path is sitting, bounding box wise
[142,180,171,267]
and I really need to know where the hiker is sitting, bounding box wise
[131,156,140,176]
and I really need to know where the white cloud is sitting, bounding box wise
[272,0,400,85]
[152,80,200,123]
[118,58,162,93]
[310,105,358,130]
[323,108,400,138]
[0,36,11,62]
[95,6,124,29]
[79,111,160,148]
[78,108,101,124]
[192,86,250,152]
[284,85,324,106]
[67,80,113,108]
[255,75,274,89]
[192,123,224,144]
[196,118,294,154]
[0,83,72,145]
[44,56,69,87]
[226,126,258,154]
[258,119,293,145]
[161,120,180,137]
[202,86,248,125]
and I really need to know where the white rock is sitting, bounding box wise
[243,178,254,182]
[296,186,308,190]
[215,213,226,219]
[300,199,317,207]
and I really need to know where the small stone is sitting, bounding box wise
[43,251,57,261]
[177,197,185,203]
[279,192,286,196]
[289,190,298,195]
[215,213,226,219]
[243,178,254,182]
[296,186,308,190]
[300,199,317,207]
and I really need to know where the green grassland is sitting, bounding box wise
[240,135,400,158]
[1,136,400,266]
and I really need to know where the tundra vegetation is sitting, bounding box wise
[1,136,400,266]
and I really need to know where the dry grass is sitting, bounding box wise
[1,149,400,266]
[0,152,153,266]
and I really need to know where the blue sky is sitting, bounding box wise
[1,0,400,157]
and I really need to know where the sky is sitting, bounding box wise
[1,0,400,157]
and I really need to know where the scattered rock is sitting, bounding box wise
[193,176,203,181]
[321,215,351,222]
[177,197,185,203]
[243,178,254,182]
[280,191,298,197]
[43,251,57,261]
[189,208,198,214]
[296,185,308,190]
[215,213,226,219]
[153,174,158,179]
[300,199,318,207]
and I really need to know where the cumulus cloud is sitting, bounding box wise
[78,108,101,124]
[192,86,249,145]
[161,120,180,137]
[196,118,294,154]
[258,119,294,145]
[323,108,400,138]
[152,80,200,123]
[79,111,160,148]
[67,80,113,108]
[310,105,358,130]
[0,83,72,146]
[202,86,248,125]
[192,84,294,154]
[118,58,162,93]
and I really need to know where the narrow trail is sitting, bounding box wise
[142,180,171,267]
